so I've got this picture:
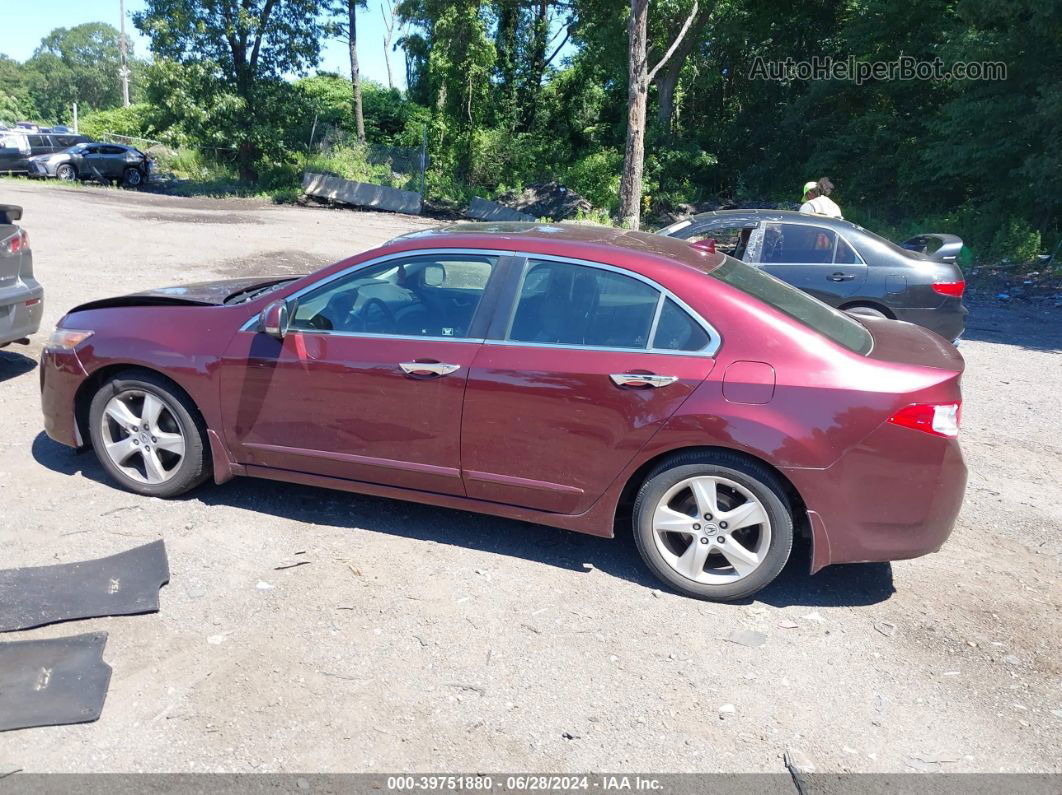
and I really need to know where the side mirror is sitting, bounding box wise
[691,237,717,254]
[260,299,289,340]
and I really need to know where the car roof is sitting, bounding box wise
[684,208,862,232]
[393,222,727,280]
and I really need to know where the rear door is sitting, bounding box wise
[757,222,867,304]
[96,145,130,178]
[459,256,718,514]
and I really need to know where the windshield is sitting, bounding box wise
[708,257,873,354]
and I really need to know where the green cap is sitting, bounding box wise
[802,181,818,199]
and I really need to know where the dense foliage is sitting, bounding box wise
[2,0,1058,262]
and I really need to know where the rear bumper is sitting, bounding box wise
[40,345,89,448]
[0,279,43,346]
[895,301,967,343]
[784,423,968,571]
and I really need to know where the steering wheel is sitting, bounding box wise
[359,297,396,333]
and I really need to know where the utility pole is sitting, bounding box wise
[118,0,130,107]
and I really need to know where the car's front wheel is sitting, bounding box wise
[55,164,76,181]
[633,452,794,601]
[122,167,144,188]
[88,371,210,497]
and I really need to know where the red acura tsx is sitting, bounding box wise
[40,223,967,600]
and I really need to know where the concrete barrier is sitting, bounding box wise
[467,196,536,223]
[302,172,422,215]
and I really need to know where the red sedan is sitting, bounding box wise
[40,224,967,600]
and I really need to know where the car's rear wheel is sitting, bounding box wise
[844,305,888,319]
[633,452,793,601]
[88,371,210,498]
[55,164,76,181]
[122,167,144,188]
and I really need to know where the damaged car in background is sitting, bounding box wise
[28,142,154,188]
[40,224,967,602]
[660,210,968,343]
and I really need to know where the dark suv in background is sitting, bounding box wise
[660,210,968,342]
[0,130,92,174]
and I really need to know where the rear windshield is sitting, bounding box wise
[708,257,873,354]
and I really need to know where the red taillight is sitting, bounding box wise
[4,229,28,255]
[887,402,961,437]
[932,279,965,297]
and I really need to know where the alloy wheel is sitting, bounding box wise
[99,389,187,485]
[651,475,772,584]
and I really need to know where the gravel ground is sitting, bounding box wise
[0,180,1059,774]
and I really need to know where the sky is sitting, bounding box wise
[0,0,408,89]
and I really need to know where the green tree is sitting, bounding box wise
[0,55,34,123]
[134,0,326,180]
[22,24,139,122]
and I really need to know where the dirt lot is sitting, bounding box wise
[0,179,1059,774]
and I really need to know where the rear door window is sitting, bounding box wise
[652,298,710,352]
[762,223,837,264]
[507,260,660,349]
[834,236,860,264]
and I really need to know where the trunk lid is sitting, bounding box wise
[860,314,965,373]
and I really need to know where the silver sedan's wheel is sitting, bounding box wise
[99,389,187,485]
[652,475,772,584]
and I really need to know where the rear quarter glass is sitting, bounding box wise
[707,257,873,354]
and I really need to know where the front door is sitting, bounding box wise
[218,252,502,496]
[460,257,717,514]
[757,222,867,304]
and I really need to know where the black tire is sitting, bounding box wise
[88,370,211,498]
[55,164,76,181]
[844,305,888,319]
[122,167,144,188]
[632,451,794,601]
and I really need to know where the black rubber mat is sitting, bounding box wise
[0,632,112,731]
[0,540,169,632]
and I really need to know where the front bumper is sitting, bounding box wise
[784,422,968,571]
[40,344,89,448]
[0,279,44,346]
[26,161,52,178]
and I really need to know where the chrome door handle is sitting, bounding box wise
[400,361,461,376]
[610,373,678,388]
[827,272,856,282]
